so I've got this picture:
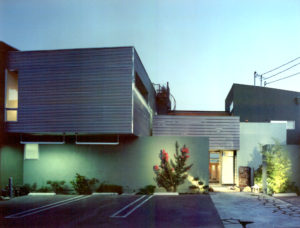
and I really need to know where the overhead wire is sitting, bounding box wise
[264,71,300,86]
[264,62,300,80]
[262,56,300,76]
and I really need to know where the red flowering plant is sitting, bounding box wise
[153,141,193,192]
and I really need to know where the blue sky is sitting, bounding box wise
[1,0,300,110]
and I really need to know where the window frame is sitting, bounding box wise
[5,69,18,122]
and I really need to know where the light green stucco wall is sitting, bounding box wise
[0,145,24,189]
[239,122,287,186]
[24,136,209,192]
[239,122,287,171]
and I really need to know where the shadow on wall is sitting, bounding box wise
[247,147,262,170]
[247,147,262,186]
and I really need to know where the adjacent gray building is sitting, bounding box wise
[226,84,300,144]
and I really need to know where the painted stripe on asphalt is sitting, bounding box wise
[110,195,146,218]
[111,195,154,218]
[5,195,90,219]
[5,195,84,218]
[121,195,154,218]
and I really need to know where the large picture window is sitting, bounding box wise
[5,70,18,122]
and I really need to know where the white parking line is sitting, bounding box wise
[110,195,146,218]
[110,195,154,218]
[121,195,154,218]
[5,195,91,219]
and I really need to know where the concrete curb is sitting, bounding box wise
[92,192,118,196]
[28,192,56,196]
[153,192,179,196]
[273,193,298,197]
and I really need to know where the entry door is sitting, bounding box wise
[209,152,220,183]
[222,151,234,184]
[209,163,219,182]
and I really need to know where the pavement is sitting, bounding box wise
[0,194,223,228]
[210,192,300,228]
[1,192,300,227]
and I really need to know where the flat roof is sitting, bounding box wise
[167,110,230,116]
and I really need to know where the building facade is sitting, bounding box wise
[0,41,298,192]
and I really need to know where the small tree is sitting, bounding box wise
[153,142,193,192]
[261,142,292,193]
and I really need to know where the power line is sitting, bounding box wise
[262,57,300,75]
[264,71,300,86]
[263,62,300,80]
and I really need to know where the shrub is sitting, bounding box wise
[257,142,295,194]
[70,173,99,195]
[47,181,68,194]
[188,179,208,194]
[254,165,263,188]
[137,185,156,195]
[96,183,123,195]
[17,185,30,196]
[36,186,52,192]
[153,142,193,192]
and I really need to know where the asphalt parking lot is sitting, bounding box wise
[0,194,223,228]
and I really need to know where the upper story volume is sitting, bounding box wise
[0,42,156,136]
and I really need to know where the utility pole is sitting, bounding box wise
[254,71,263,86]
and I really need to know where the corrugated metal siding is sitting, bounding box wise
[6,47,134,134]
[133,49,156,136]
[153,115,240,150]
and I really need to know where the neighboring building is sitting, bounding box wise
[226,83,300,145]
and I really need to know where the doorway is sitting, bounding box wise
[209,152,220,183]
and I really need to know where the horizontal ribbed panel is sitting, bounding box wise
[153,115,240,150]
[6,47,134,134]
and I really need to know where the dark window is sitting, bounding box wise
[135,73,148,102]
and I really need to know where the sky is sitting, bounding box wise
[1,0,300,111]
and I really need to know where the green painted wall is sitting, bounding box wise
[24,136,209,193]
[0,144,24,189]
[239,122,287,185]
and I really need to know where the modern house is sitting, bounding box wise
[0,42,210,192]
[0,41,299,192]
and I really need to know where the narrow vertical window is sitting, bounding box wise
[5,70,18,122]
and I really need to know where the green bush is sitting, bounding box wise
[36,186,52,192]
[70,173,99,195]
[96,183,123,195]
[21,183,47,193]
[254,165,263,189]
[137,185,156,195]
[256,142,296,194]
[47,181,68,194]
[17,185,30,196]
[27,183,37,192]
